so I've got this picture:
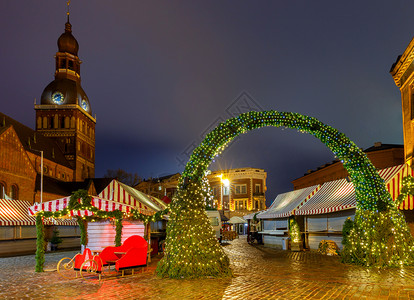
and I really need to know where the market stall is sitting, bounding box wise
[257,185,320,249]
[295,164,405,250]
[28,180,168,272]
[0,198,78,256]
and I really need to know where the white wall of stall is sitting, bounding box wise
[305,209,355,250]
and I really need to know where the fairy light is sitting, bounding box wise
[158,110,414,275]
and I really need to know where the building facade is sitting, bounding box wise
[135,173,181,200]
[390,38,414,167]
[136,168,267,219]
[207,168,267,218]
[292,143,404,190]
[0,14,95,203]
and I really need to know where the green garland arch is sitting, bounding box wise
[157,110,414,278]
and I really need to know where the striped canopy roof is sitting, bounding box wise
[258,185,320,219]
[28,180,167,219]
[295,164,406,216]
[98,180,167,213]
[28,196,145,217]
[1,199,77,226]
[385,164,414,210]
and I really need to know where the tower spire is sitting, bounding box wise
[67,1,71,23]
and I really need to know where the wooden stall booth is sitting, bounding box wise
[0,199,79,257]
[257,185,319,250]
[295,164,407,251]
[28,180,168,271]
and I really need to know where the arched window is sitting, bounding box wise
[37,117,42,129]
[411,94,414,120]
[54,115,59,128]
[10,185,18,200]
[0,182,6,199]
[64,117,70,128]
[60,58,66,69]
[71,117,76,129]
[43,117,48,128]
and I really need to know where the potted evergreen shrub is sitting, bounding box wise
[289,217,303,251]
[50,229,63,251]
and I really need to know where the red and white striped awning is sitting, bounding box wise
[0,199,36,226]
[258,185,320,219]
[295,179,355,215]
[385,164,414,210]
[0,199,77,226]
[99,180,166,214]
[295,164,406,216]
[28,195,148,217]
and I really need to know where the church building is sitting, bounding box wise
[0,12,96,204]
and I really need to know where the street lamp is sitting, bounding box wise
[218,174,230,210]
[32,149,43,203]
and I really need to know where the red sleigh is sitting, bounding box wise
[57,235,148,281]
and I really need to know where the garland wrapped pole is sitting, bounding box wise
[35,215,45,272]
[157,111,414,277]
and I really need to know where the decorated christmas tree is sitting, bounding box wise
[156,178,231,278]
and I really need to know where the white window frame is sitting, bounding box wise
[235,184,247,195]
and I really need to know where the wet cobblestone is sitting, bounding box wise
[2,237,414,299]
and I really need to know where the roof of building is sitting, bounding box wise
[58,21,79,55]
[35,176,114,197]
[0,112,72,169]
[141,173,181,183]
[297,142,403,178]
[363,143,403,152]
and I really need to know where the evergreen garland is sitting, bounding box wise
[341,217,354,247]
[115,218,123,247]
[341,208,414,266]
[35,215,45,272]
[160,110,414,272]
[77,218,87,245]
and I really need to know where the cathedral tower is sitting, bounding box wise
[390,37,414,167]
[34,10,95,181]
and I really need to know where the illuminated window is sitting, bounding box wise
[255,184,261,193]
[223,186,229,196]
[236,200,245,210]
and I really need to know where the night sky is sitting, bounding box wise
[1,1,413,206]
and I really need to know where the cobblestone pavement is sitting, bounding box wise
[2,237,414,299]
